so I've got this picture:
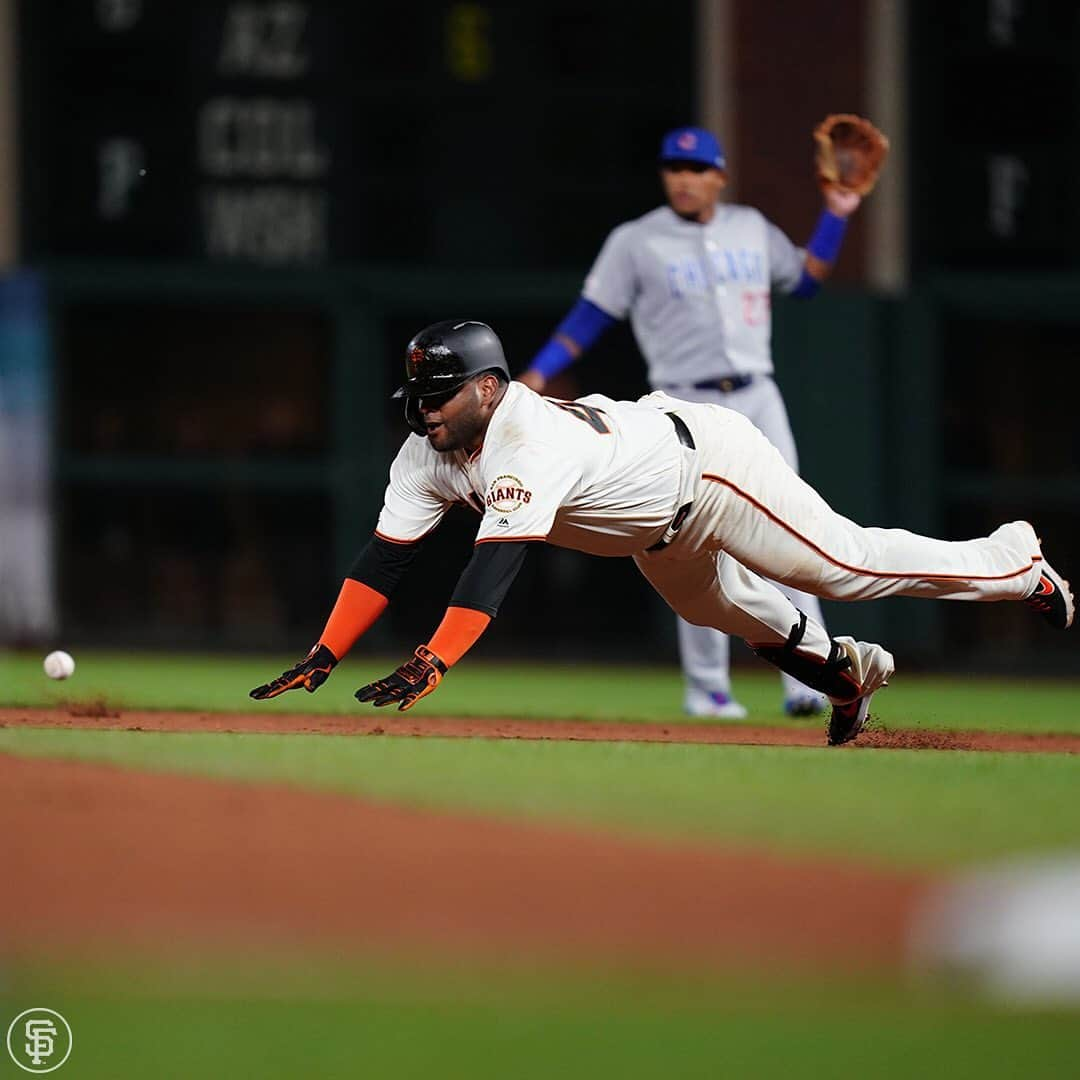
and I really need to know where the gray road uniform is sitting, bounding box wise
[583,203,827,710]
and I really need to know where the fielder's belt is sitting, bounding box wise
[693,373,755,393]
[663,374,756,394]
[646,412,696,552]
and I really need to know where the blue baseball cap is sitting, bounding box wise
[658,126,726,169]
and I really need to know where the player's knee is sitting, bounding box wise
[811,579,851,601]
[671,602,716,628]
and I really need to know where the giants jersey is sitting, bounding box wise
[376,383,692,557]
[582,204,804,383]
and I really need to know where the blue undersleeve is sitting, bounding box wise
[529,298,617,378]
[791,209,849,299]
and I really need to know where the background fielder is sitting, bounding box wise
[250,320,1074,748]
[520,125,868,720]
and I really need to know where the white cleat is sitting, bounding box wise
[684,687,749,720]
[784,692,829,717]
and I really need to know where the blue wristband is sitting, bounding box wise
[527,298,617,380]
[790,269,821,299]
[806,209,848,263]
[558,297,616,345]
[531,337,576,380]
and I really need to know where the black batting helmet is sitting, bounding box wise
[393,320,510,435]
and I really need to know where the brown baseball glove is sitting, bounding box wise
[813,114,889,196]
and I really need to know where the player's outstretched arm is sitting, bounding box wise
[355,540,531,711]
[520,298,617,393]
[354,607,489,712]
[249,533,424,700]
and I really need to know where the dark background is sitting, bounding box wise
[20,2,695,268]
[15,0,1080,671]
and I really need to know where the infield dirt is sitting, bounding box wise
[1,750,927,972]
[4,706,1074,975]
[3,705,1079,752]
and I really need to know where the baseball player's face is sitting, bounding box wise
[660,163,727,222]
[418,375,501,453]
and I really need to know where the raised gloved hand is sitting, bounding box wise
[354,645,448,711]
[249,643,338,700]
[813,113,889,197]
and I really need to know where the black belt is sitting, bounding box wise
[646,413,695,552]
[667,410,694,450]
[690,373,755,393]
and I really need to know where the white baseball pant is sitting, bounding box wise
[636,396,1043,700]
[657,377,828,705]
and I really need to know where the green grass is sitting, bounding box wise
[4,654,1079,1072]
[4,726,1079,867]
[4,648,1075,1071]
[3,649,1079,866]
[4,955,1079,1080]
[2,649,1079,732]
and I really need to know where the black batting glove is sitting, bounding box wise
[250,643,338,700]
[355,646,448,712]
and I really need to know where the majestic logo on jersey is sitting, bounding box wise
[485,474,532,513]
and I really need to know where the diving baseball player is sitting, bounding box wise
[520,125,866,720]
[251,320,1074,747]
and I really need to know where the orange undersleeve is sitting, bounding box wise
[427,606,492,667]
[318,579,389,660]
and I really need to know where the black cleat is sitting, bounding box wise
[827,693,874,747]
[1024,558,1075,630]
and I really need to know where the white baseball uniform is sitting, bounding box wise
[582,203,830,707]
[376,383,1043,697]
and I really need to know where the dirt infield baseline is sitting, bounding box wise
[2,705,1079,753]
[1,752,928,972]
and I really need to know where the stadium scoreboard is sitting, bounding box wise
[19,1,693,268]
[911,1,1080,271]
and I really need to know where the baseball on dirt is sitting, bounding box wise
[43,650,76,680]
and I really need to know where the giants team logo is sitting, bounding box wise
[409,346,426,367]
[6,1008,73,1073]
[485,474,532,513]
